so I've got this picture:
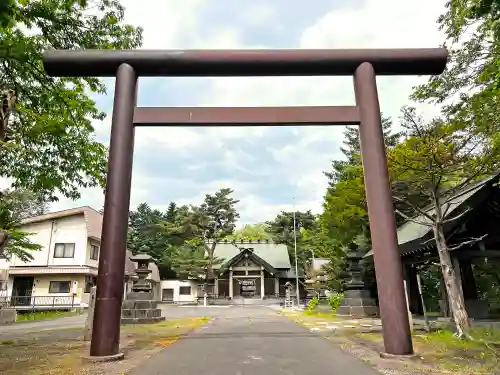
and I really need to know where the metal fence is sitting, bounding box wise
[0,295,76,309]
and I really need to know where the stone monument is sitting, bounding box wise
[336,245,379,317]
[284,281,294,308]
[121,254,164,324]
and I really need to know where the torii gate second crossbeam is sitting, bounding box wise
[43,48,448,360]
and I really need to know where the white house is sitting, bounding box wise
[160,280,200,304]
[4,207,160,308]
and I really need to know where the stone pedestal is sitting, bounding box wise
[337,289,379,317]
[336,245,379,318]
[121,292,164,324]
[121,254,164,325]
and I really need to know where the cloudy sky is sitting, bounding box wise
[51,0,447,225]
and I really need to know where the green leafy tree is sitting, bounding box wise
[127,203,178,279]
[225,223,272,241]
[412,0,500,149]
[165,202,177,223]
[164,189,239,288]
[171,243,209,281]
[320,114,406,298]
[325,115,398,183]
[321,164,368,245]
[127,203,167,256]
[2,188,49,219]
[0,0,16,28]
[388,106,500,338]
[321,115,401,247]
[0,0,142,261]
[0,189,42,261]
[195,188,239,287]
[1,0,142,201]
[301,224,347,291]
[265,210,316,268]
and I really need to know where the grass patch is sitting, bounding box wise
[16,309,82,322]
[353,328,500,374]
[302,310,340,321]
[0,317,209,375]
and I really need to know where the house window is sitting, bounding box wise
[49,281,71,293]
[84,276,97,293]
[0,281,6,291]
[90,245,99,260]
[179,286,191,295]
[53,243,75,258]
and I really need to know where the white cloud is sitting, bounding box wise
[49,0,449,225]
[122,0,204,49]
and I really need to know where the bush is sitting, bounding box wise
[306,297,319,311]
[327,292,344,312]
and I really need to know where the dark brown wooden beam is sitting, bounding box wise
[133,106,360,126]
[43,48,448,77]
[453,250,500,259]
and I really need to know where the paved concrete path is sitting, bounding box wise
[129,306,380,375]
[0,313,87,339]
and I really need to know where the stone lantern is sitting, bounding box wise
[336,244,379,318]
[344,247,366,290]
[121,253,164,324]
[129,253,153,294]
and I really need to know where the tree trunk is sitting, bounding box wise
[432,223,471,338]
[0,229,9,258]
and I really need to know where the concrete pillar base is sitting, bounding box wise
[380,352,416,359]
[84,353,125,362]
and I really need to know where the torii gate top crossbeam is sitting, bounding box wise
[43,48,448,77]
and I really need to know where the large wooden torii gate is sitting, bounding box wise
[43,48,448,359]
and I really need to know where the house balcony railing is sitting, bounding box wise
[0,295,76,309]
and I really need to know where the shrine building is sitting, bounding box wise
[210,239,304,300]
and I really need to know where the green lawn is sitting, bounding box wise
[15,309,82,322]
[356,328,500,374]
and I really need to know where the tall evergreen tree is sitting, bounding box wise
[265,210,316,269]
[325,115,399,185]
[165,202,177,223]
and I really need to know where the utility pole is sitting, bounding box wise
[292,198,300,307]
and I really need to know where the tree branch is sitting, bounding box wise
[442,201,454,217]
[441,206,471,224]
[395,209,431,226]
[421,236,437,246]
[393,195,435,222]
[448,234,488,251]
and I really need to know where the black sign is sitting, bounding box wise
[240,279,256,296]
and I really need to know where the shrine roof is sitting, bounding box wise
[364,172,500,259]
[210,240,291,269]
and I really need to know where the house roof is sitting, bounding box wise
[364,173,500,259]
[21,206,103,241]
[211,240,291,269]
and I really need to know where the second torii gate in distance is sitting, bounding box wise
[43,47,448,360]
